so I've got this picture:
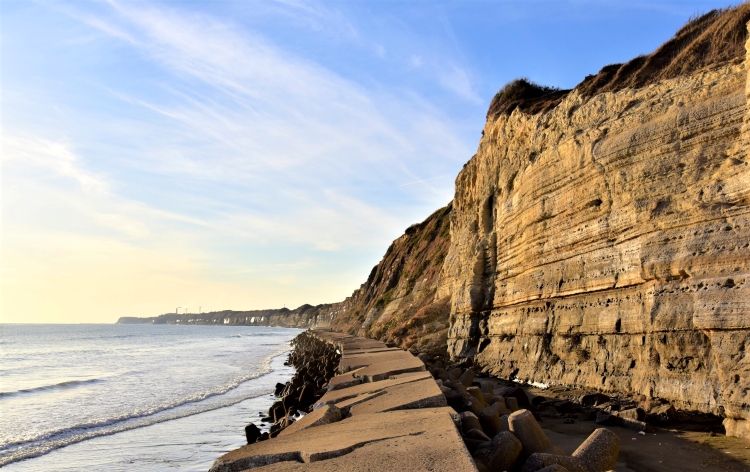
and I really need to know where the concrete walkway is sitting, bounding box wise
[209,330,477,472]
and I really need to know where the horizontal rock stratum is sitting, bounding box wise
[438,15,750,437]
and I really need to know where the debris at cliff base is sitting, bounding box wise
[424,359,750,470]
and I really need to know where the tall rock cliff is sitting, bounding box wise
[438,7,750,437]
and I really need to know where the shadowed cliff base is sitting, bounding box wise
[488,3,750,119]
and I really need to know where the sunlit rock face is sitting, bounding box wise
[438,24,750,436]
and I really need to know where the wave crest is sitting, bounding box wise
[0,379,103,398]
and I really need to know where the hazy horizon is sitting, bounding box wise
[2,0,740,323]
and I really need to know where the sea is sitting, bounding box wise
[0,324,301,471]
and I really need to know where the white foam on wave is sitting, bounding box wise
[0,379,103,398]
[0,350,291,467]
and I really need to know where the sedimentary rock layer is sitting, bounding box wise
[438,21,750,436]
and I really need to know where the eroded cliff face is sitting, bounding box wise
[438,23,750,435]
[330,204,452,356]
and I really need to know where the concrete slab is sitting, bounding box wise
[388,371,432,381]
[338,351,417,373]
[250,429,478,472]
[326,369,363,391]
[209,408,476,472]
[277,405,342,438]
[314,372,437,408]
[316,371,434,408]
[347,378,447,415]
[333,391,387,414]
[351,357,426,382]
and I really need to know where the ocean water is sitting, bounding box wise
[0,324,301,471]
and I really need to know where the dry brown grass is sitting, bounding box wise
[488,3,750,120]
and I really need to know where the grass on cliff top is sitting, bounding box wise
[487,78,568,118]
[487,3,750,120]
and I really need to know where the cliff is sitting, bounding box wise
[438,7,750,438]
[119,6,750,438]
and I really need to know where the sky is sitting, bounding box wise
[1,0,741,323]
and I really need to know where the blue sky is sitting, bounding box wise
[1,0,740,322]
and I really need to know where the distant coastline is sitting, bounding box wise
[116,305,331,329]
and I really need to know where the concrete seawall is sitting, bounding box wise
[209,330,476,471]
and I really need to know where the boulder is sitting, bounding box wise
[506,397,520,411]
[459,368,475,387]
[580,393,610,407]
[473,431,522,471]
[460,411,483,434]
[244,423,262,444]
[571,428,620,472]
[464,428,491,442]
[537,466,571,472]
[522,453,584,472]
[499,414,510,432]
[504,387,533,410]
[595,411,621,426]
[615,407,645,421]
[448,367,463,380]
[479,406,501,437]
[646,403,677,425]
[509,409,563,459]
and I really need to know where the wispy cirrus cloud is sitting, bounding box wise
[2,0,472,322]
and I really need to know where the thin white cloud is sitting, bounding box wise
[439,63,483,104]
[2,0,473,322]
[2,134,110,195]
